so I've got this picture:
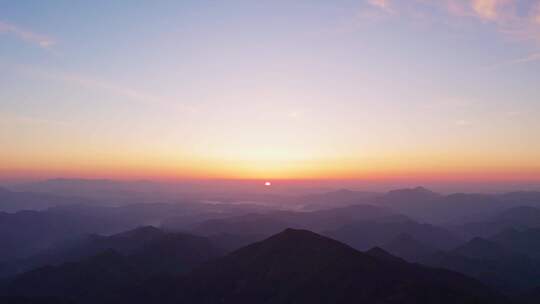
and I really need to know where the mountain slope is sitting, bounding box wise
[167,229,506,304]
[2,229,507,304]
[2,226,222,278]
[186,204,404,237]
[0,187,93,213]
[325,220,461,251]
[419,236,540,293]
[381,233,437,261]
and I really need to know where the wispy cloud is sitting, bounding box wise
[485,52,540,69]
[441,0,540,42]
[0,20,55,49]
[18,66,197,113]
[354,0,540,68]
[470,0,510,21]
[507,52,540,64]
[533,2,540,25]
[0,112,68,127]
[361,1,538,40]
[367,0,395,14]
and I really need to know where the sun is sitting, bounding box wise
[264,181,272,186]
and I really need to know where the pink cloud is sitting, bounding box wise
[533,3,540,25]
[485,52,540,69]
[367,0,395,14]
[0,20,55,48]
[368,0,390,9]
[470,0,508,21]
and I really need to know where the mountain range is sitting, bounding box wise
[0,228,507,304]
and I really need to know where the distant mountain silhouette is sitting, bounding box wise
[297,189,381,210]
[184,204,404,238]
[3,250,141,303]
[0,209,120,262]
[1,229,506,304]
[165,229,505,304]
[365,246,407,263]
[381,233,437,261]
[490,228,540,259]
[325,220,461,251]
[205,233,266,253]
[496,206,540,224]
[383,186,441,201]
[209,188,540,228]
[377,188,540,225]
[378,188,501,224]
[455,206,540,238]
[453,237,517,260]
[499,192,540,206]
[419,235,540,293]
[0,187,93,213]
[1,226,222,278]
[0,201,271,263]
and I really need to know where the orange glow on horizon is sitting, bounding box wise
[2,153,540,183]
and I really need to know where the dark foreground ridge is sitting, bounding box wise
[1,228,507,304]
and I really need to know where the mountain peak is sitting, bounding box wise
[188,229,505,304]
[386,186,439,197]
[263,228,347,247]
[113,226,165,240]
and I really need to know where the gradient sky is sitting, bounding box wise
[1,0,540,183]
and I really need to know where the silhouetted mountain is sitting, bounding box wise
[496,206,540,224]
[454,206,540,238]
[2,250,144,303]
[517,285,540,304]
[1,228,222,302]
[378,188,506,224]
[378,189,540,226]
[0,296,74,304]
[1,229,506,304]
[1,226,222,278]
[325,220,461,251]
[0,187,93,212]
[160,229,505,304]
[365,246,407,263]
[383,186,441,202]
[206,233,267,253]
[0,201,273,262]
[0,209,127,262]
[13,179,165,203]
[490,228,540,259]
[419,236,540,293]
[499,192,540,207]
[184,204,405,238]
[453,237,517,260]
[298,189,381,210]
[381,233,437,261]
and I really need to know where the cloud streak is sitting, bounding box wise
[0,20,55,49]
[470,0,509,21]
[356,0,540,68]
[364,1,539,38]
[368,0,389,8]
[18,66,197,113]
[486,52,540,69]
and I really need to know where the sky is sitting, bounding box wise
[1,0,540,186]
